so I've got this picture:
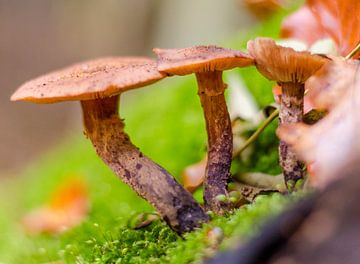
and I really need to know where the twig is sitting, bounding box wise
[345,42,360,59]
[234,108,279,156]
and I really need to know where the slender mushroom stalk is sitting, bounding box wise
[247,38,328,191]
[196,71,233,211]
[81,95,208,233]
[11,57,208,233]
[278,82,305,189]
[154,46,253,214]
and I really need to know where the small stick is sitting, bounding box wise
[345,42,360,59]
[234,108,279,156]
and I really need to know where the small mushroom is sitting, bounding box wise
[278,58,360,188]
[11,57,208,233]
[154,46,253,214]
[247,38,328,191]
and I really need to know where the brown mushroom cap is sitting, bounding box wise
[153,45,254,75]
[247,38,328,83]
[11,57,166,103]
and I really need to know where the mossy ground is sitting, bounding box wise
[0,8,304,264]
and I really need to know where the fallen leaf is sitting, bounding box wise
[182,157,207,193]
[306,57,360,110]
[281,6,326,46]
[281,0,360,57]
[309,0,360,57]
[22,177,89,234]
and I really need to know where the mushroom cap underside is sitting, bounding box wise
[11,57,166,103]
[247,37,328,83]
[154,45,254,75]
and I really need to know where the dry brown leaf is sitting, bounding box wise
[277,59,360,188]
[22,177,89,235]
[182,157,207,193]
[281,0,360,58]
[309,0,360,57]
[306,57,360,110]
[281,6,326,46]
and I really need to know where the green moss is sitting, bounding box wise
[63,193,293,264]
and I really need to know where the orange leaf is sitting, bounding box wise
[22,177,89,234]
[182,158,207,193]
[281,6,326,46]
[306,57,359,110]
[281,0,360,57]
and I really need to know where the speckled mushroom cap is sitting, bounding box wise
[11,57,166,103]
[247,38,328,83]
[153,45,254,75]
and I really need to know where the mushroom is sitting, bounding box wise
[154,46,253,214]
[11,57,208,233]
[277,57,360,188]
[247,38,328,190]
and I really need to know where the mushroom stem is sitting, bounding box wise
[279,82,305,191]
[196,71,233,214]
[81,95,208,233]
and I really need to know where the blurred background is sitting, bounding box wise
[0,0,260,177]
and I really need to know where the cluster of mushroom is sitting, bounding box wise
[11,38,327,233]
